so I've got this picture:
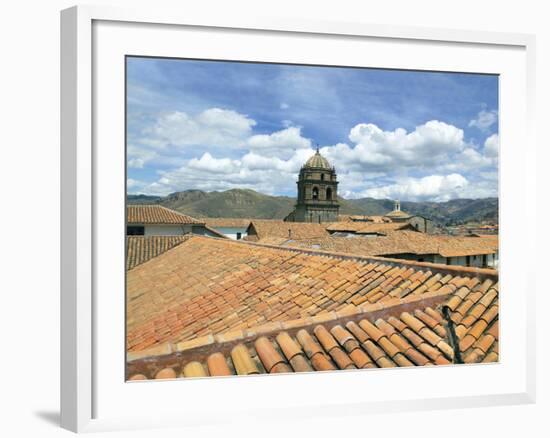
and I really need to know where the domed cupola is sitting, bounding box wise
[303,149,333,170]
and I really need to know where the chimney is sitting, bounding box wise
[288,229,292,238]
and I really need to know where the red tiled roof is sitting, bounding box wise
[127,278,498,379]
[126,235,497,354]
[127,235,191,270]
[245,220,329,241]
[326,222,413,234]
[127,205,203,225]
[281,231,499,258]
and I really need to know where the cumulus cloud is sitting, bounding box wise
[484,133,499,158]
[322,121,466,172]
[127,144,158,169]
[143,108,256,149]
[362,174,470,202]
[127,114,499,201]
[187,153,241,174]
[469,109,498,131]
[247,126,311,156]
[280,102,289,110]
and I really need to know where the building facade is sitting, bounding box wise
[285,149,340,223]
[384,200,434,234]
[126,205,226,238]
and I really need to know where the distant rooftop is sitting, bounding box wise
[280,231,499,258]
[127,205,204,225]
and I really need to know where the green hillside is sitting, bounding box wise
[128,190,498,225]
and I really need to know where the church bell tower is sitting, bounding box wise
[285,148,339,223]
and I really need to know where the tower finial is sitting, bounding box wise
[315,143,319,153]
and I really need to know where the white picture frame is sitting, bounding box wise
[60,4,536,433]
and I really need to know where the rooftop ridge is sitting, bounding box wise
[162,234,498,279]
[127,284,459,363]
[224,236,499,279]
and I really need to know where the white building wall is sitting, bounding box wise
[144,224,193,236]
[214,227,248,240]
[441,253,498,269]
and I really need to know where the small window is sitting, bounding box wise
[127,226,145,235]
[320,173,325,181]
[326,187,332,200]
[312,186,319,200]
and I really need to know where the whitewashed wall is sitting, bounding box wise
[213,227,248,240]
[144,225,193,236]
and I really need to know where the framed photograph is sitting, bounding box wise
[61,5,536,433]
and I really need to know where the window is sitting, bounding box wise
[326,187,332,200]
[236,232,242,240]
[312,186,319,200]
[466,255,471,267]
[127,225,145,235]
[320,173,325,181]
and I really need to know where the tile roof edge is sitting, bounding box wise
[127,204,205,224]
[127,285,457,364]
[158,205,204,222]
[203,225,229,238]
[126,235,193,271]
[232,238,499,279]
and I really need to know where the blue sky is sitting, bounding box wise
[127,57,499,201]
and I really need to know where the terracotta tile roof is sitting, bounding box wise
[203,218,253,228]
[326,222,414,234]
[281,231,499,258]
[127,235,191,270]
[127,205,204,225]
[126,235,498,354]
[245,220,329,241]
[337,215,389,223]
[349,215,389,223]
[126,278,498,379]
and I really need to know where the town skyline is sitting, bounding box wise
[127,57,499,202]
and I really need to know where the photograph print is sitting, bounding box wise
[125,57,499,381]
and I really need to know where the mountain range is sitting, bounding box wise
[128,189,498,225]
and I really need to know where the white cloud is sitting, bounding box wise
[484,133,499,158]
[361,174,470,202]
[127,144,158,168]
[280,102,289,110]
[469,109,498,131]
[247,126,311,155]
[143,108,256,149]
[187,152,241,174]
[128,115,499,201]
[321,120,466,173]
